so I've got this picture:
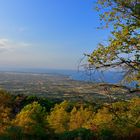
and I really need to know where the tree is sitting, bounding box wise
[86,0,140,87]
[0,106,11,134]
[110,98,140,136]
[69,106,94,131]
[12,102,48,138]
[0,90,12,134]
[47,101,70,133]
[91,106,113,131]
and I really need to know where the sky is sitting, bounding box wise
[0,0,111,70]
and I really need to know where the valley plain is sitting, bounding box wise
[0,72,139,103]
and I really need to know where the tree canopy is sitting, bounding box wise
[87,0,140,87]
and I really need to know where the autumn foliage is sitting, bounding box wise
[0,90,140,140]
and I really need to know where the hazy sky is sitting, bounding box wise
[0,0,111,70]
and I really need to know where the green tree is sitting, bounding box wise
[69,106,94,131]
[87,0,140,87]
[111,98,140,136]
[91,106,113,131]
[47,101,70,133]
[12,102,48,138]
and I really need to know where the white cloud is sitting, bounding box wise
[0,38,32,53]
[0,38,9,46]
[0,38,11,52]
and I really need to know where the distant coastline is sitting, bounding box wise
[0,67,134,86]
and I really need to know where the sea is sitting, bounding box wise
[0,67,137,87]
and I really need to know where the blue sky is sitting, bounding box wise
[0,0,111,70]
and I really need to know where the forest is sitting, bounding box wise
[0,90,140,140]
